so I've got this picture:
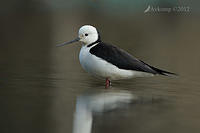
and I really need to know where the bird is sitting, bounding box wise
[57,25,176,88]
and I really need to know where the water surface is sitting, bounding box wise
[0,2,200,133]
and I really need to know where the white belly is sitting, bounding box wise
[79,45,153,80]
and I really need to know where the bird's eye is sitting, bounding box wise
[85,33,88,36]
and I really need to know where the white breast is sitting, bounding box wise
[79,45,153,80]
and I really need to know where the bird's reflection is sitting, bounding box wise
[73,87,165,133]
[73,88,138,133]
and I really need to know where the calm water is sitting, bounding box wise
[1,3,200,133]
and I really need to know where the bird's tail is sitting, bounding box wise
[140,60,177,76]
[149,65,177,76]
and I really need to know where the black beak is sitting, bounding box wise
[56,37,80,47]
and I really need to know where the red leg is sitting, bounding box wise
[105,78,111,88]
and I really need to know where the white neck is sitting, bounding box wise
[83,34,98,45]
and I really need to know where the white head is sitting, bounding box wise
[56,25,99,47]
[78,25,98,44]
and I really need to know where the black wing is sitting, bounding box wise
[90,42,175,75]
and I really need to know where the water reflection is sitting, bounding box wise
[73,88,162,133]
[1,0,200,133]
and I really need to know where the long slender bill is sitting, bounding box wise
[56,37,80,47]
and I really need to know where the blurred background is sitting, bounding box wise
[0,0,200,133]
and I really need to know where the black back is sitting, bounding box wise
[89,42,159,74]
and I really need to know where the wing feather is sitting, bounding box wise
[89,42,158,74]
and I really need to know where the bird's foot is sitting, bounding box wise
[105,78,111,89]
